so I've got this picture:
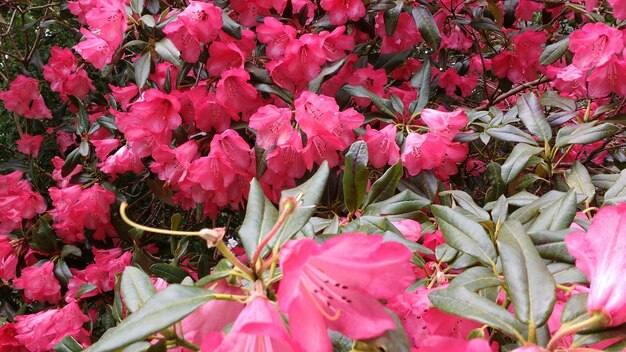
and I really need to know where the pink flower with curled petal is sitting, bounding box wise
[284,34,326,82]
[163,19,202,63]
[302,129,345,170]
[210,129,255,172]
[278,233,414,352]
[414,336,491,352]
[13,262,62,304]
[207,41,245,77]
[360,124,400,169]
[194,90,238,133]
[294,91,340,137]
[90,138,120,161]
[216,68,258,114]
[586,56,626,98]
[179,1,223,44]
[320,0,365,25]
[150,140,198,185]
[421,108,467,139]
[565,204,626,326]
[16,134,44,157]
[99,145,145,178]
[130,89,182,134]
[265,131,306,179]
[569,22,623,71]
[256,17,297,60]
[249,105,294,149]
[0,236,18,280]
[375,12,421,54]
[319,26,355,61]
[609,0,626,19]
[0,323,28,351]
[0,75,52,119]
[73,28,114,70]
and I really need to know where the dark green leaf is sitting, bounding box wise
[411,6,441,49]
[238,178,278,259]
[566,161,595,201]
[431,205,497,267]
[449,266,502,291]
[554,122,619,148]
[561,293,588,324]
[342,85,397,119]
[410,60,431,114]
[487,125,539,145]
[605,169,626,204]
[440,190,490,221]
[154,38,181,66]
[528,229,575,263]
[134,52,151,88]
[539,38,569,66]
[308,57,348,93]
[363,189,431,219]
[343,141,369,213]
[121,267,157,313]
[497,220,556,326]
[500,144,543,184]
[254,83,294,104]
[364,161,403,207]
[469,17,502,32]
[517,93,552,142]
[61,245,81,258]
[540,90,576,112]
[150,263,189,284]
[86,285,213,352]
[97,116,118,132]
[221,13,242,39]
[384,1,403,36]
[54,336,84,352]
[528,189,577,232]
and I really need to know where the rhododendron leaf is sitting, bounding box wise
[528,229,575,263]
[221,13,242,39]
[119,341,151,352]
[195,259,233,287]
[130,0,144,14]
[431,205,496,267]
[554,122,619,148]
[440,190,490,221]
[566,161,595,201]
[592,173,620,190]
[547,262,588,285]
[363,189,430,219]
[500,144,543,184]
[154,38,181,66]
[547,112,577,127]
[469,17,502,32]
[134,52,151,89]
[53,335,83,352]
[86,285,213,352]
[150,263,188,283]
[410,60,431,114]
[141,15,155,27]
[146,179,175,206]
[239,178,278,259]
[540,91,576,112]
[308,56,348,93]
[497,219,556,326]
[517,93,552,142]
[54,259,72,285]
[343,85,397,119]
[449,266,502,291]
[411,6,440,50]
[528,189,577,232]
[573,323,626,347]
[254,83,293,104]
[74,283,98,299]
[383,1,403,36]
[97,116,118,133]
[31,220,58,253]
[509,190,567,224]
[276,161,329,245]
[60,244,81,258]
[539,37,569,66]
[486,162,506,202]
[561,293,589,324]
[503,0,518,28]
[78,140,90,157]
[343,141,369,213]
[121,266,157,313]
[428,286,526,339]
[604,169,626,204]
[344,215,432,254]
[487,125,539,146]
[75,99,90,135]
[375,48,415,72]
[356,310,412,352]
[364,161,403,207]
[491,195,508,224]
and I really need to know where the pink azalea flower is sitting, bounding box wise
[278,234,414,352]
[438,68,478,97]
[179,1,223,44]
[201,296,300,351]
[73,28,114,70]
[0,323,28,351]
[265,131,306,179]
[0,171,47,232]
[569,22,624,71]
[150,140,198,185]
[249,104,294,149]
[130,89,182,134]
[256,17,297,60]
[319,26,355,61]
[320,0,365,25]
[609,0,626,19]
[16,134,44,157]
[13,261,62,304]
[374,12,421,54]
[207,41,245,77]
[413,336,491,352]
[586,56,626,98]
[565,204,626,326]
[0,75,52,119]
[392,219,422,242]
[360,124,400,169]
[163,19,202,63]
[43,46,94,100]
[401,133,446,176]
[421,108,467,139]
[99,145,145,178]
[194,89,238,133]
[216,68,258,113]
[294,91,340,138]
[0,236,18,280]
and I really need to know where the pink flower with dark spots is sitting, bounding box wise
[0,75,52,119]
[13,262,62,304]
[569,22,623,71]
[320,0,365,25]
[179,1,223,44]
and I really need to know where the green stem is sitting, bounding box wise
[546,313,607,351]
[176,337,200,351]
[215,240,254,279]
[251,198,297,265]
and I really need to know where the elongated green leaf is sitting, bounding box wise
[528,229,575,263]
[566,161,595,201]
[238,178,278,259]
[121,267,157,313]
[605,169,626,204]
[86,285,213,352]
[154,38,181,66]
[509,190,566,224]
[491,195,508,225]
[528,189,577,232]
[150,263,189,283]
[411,6,441,50]
[555,122,619,148]
[384,0,403,36]
[429,287,525,339]
[469,17,501,32]
[540,90,576,112]
[61,148,82,177]
[500,144,543,184]
[487,125,539,145]
[308,57,348,93]
[431,205,496,267]
[364,161,403,207]
[221,13,242,39]
[440,190,490,221]
[497,220,556,326]
[363,189,430,219]
[343,215,432,254]
[343,141,369,213]
[539,37,569,66]
[133,52,151,88]
[449,267,502,291]
[342,85,397,118]
[561,293,588,324]
[54,336,84,352]
[548,262,588,285]
[517,93,552,142]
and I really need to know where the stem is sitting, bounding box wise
[120,202,209,237]
[546,313,607,351]
[210,293,249,302]
[215,240,254,278]
[176,337,199,351]
[250,197,297,265]
[476,77,551,110]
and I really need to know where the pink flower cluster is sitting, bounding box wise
[0,171,46,233]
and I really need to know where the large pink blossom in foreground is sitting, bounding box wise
[568,22,623,71]
[565,203,626,326]
[278,234,414,352]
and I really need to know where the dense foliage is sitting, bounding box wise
[1,0,626,351]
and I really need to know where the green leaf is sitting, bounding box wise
[383,1,403,36]
[431,205,497,267]
[344,216,432,254]
[561,293,588,324]
[566,161,595,201]
[343,141,369,213]
[121,266,157,313]
[364,161,403,207]
[410,60,431,115]
[528,189,577,232]
[548,262,588,285]
[121,342,151,352]
[86,285,213,352]
[554,122,619,148]
[487,125,539,145]
[130,0,144,14]
[605,169,626,204]
[60,244,81,258]
[78,140,90,157]
[254,83,294,104]
[411,6,441,50]
[75,99,90,135]
[528,229,575,263]
[500,144,543,184]
[150,263,189,284]
[154,38,181,66]
[221,13,242,39]
[238,178,278,260]
[134,52,151,88]
[440,190,490,221]
[308,57,348,93]
[363,189,431,219]
[428,287,525,339]
[31,220,58,253]
[539,37,569,66]
[74,283,98,299]
[491,195,508,225]
[97,116,118,132]
[449,266,502,291]
[469,17,502,32]
[517,93,552,142]
[274,162,329,246]
[540,90,576,112]
[54,336,84,352]
[497,220,556,326]
[342,85,397,119]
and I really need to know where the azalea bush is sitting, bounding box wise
[1,0,626,351]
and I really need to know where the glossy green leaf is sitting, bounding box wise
[528,229,575,263]
[133,52,151,88]
[431,205,496,267]
[554,122,619,148]
[517,93,552,142]
[150,263,189,284]
[566,161,595,201]
[343,141,369,213]
[440,190,490,221]
[308,57,348,93]
[53,336,84,352]
[363,189,430,219]
[561,293,588,324]
[449,266,502,291]
[383,1,403,36]
[539,37,569,66]
[497,220,556,326]
[604,169,626,204]
[238,178,278,259]
[487,125,539,145]
[501,144,543,184]
[411,6,441,49]
[86,285,213,352]
[342,85,397,118]
[364,161,403,207]
[121,266,157,313]
[528,189,577,232]
[154,38,181,66]
[221,13,242,39]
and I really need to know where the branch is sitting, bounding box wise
[476,77,551,110]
